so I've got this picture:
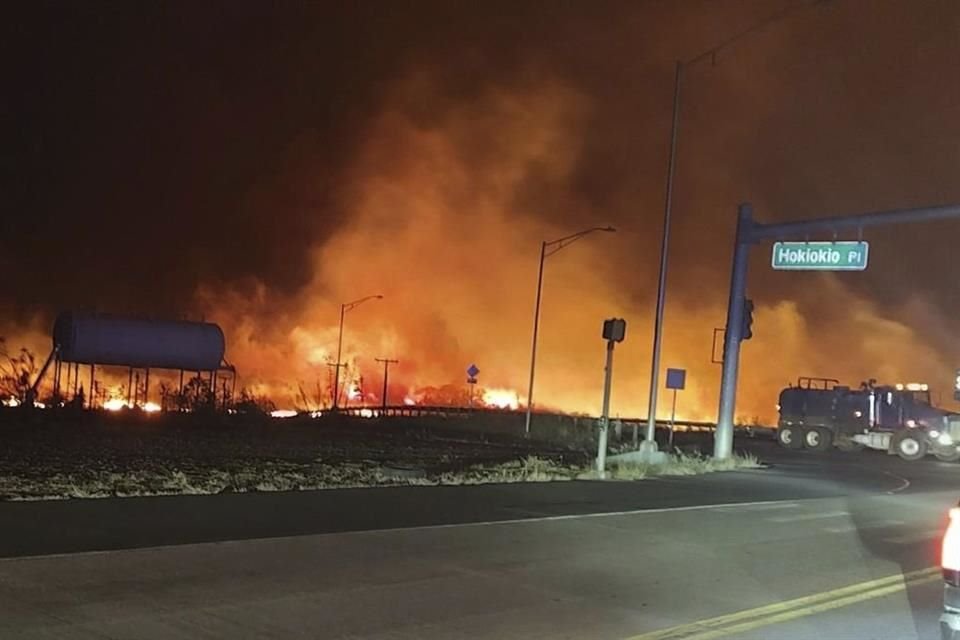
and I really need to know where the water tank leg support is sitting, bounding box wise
[28,347,59,404]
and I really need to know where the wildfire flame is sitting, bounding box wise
[103,398,161,413]
[482,388,520,410]
[102,398,126,411]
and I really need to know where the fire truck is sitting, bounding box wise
[776,377,960,461]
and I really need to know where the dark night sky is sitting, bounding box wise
[4,1,960,409]
[3,0,646,315]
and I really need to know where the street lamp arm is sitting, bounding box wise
[683,0,821,69]
[544,226,616,257]
[342,294,384,313]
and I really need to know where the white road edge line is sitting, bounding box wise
[0,498,804,563]
[823,519,906,534]
[770,510,850,523]
[712,502,801,512]
[882,530,941,545]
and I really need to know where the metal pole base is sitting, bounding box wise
[635,439,669,464]
[638,439,659,453]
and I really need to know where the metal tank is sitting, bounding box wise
[53,311,225,371]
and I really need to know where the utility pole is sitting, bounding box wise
[326,362,345,409]
[375,357,398,410]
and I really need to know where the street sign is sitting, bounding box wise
[467,377,478,385]
[666,368,686,390]
[466,364,480,378]
[771,241,869,271]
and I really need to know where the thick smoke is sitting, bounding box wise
[197,61,957,421]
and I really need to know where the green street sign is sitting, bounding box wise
[771,241,869,271]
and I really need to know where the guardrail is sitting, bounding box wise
[331,405,774,434]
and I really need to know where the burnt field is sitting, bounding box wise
[0,408,592,499]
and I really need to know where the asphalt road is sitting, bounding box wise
[1,439,959,639]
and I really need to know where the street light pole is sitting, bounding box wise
[332,294,383,410]
[524,241,547,435]
[524,226,616,435]
[639,2,824,453]
[640,60,682,452]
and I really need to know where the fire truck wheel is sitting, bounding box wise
[892,430,927,461]
[777,425,803,449]
[933,446,960,462]
[803,427,832,452]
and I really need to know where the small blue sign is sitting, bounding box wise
[467,364,480,378]
[666,368,686,390]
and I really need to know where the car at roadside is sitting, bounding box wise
[941,505,960,639]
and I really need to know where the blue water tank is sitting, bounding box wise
[53,312,225,371]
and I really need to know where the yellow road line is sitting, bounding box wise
[627,566,939,640]
[680,573,940,640]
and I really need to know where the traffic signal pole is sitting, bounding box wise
[714,201,960,460]
[714,204,753,459]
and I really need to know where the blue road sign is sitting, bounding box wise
[467,364,480,378]
[666,368,686,390]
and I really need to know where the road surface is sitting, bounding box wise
[1,440,958,639]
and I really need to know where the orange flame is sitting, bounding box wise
[482,388,520,410]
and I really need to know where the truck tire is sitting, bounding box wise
[803,427,833,452]
[891,430,927,461]
[777,425,803,449]
[933,446,960,462]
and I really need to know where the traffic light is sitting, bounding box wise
[602,318,626,342]
[741,298,755,341]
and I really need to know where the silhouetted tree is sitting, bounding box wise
[0,338,38,405]
[233,388,276,415]
[180,376,215,412]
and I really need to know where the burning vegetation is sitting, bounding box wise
[5,15,960,424]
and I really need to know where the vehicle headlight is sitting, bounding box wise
[906,419,917,428]
[939,433,954,447]
[930,430,941,438]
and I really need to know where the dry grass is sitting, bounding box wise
[0,453,761,501]
[597,451,762,480]
[0,456,581,500]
